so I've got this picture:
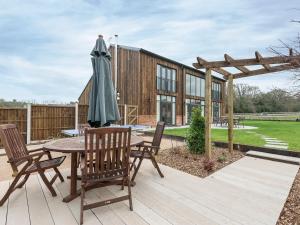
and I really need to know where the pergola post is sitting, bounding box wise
[205,69,212,159]
[227,74,234,153]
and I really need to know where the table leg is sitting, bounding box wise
[63,152,81,202]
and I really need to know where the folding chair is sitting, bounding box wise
[130,121,165,182]
[0,124,65,206]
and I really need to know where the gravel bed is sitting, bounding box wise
[276,169,300,225]
[156,146,244,178]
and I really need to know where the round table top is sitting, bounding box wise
[43,135,144,153]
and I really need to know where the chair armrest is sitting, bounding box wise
[9,151,45,163]
[27,147,44,153]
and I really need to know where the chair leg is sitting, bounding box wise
[38,170,57,197]
[151,156,164,178]
[130,157,137,171]
[16,174,30,189]
[131,157,143,182]
[53,167,64,182]
[121,178,125,190]
[0,173,24,206]
[80,186,85,225]
[127,176,133,211]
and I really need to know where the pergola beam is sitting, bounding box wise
[233,63,299,79]
[193,57,232,76]
[255,51,271,71]
[224,54,250,74]
[195,55,300,69]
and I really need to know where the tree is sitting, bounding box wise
[269,11,300,92]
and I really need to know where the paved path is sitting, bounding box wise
[0,155,298,225]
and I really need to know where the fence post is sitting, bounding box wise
[75,102,79,130]
[26,103,31,144]
[124,104,128,125]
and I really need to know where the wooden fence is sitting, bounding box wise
[0,103,138,145]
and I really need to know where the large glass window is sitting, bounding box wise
[156,65,177,92]
[157,95,176,125]
[186,74,204,97]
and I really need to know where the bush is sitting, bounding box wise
[186,107,205,154]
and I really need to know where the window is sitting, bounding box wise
[156,65,177,92]
[196,77,201,97]
[200,78,205,97]
[213,102,221,118]
[186,74,191,95]
[157,95,176,125]
[212,82,221,101]
[185,98,202,124]
[186,74,205,97]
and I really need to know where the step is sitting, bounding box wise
[246,150,300,165]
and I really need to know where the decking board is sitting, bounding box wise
[0,156,298,225]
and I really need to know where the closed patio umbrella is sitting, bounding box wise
[87,35,120,127]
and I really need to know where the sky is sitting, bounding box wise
[0,0,299,103]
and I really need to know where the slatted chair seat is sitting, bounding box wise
[80,127,133,225]
[130,150,152,159]
[0,124,66,206]
[130,121,165,182]
[26,156,65,173]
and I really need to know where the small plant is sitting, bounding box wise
[217,153,227,163]
[203,159,215,172]
[186,107,205,154]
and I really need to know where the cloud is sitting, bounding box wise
[0,0,299,102]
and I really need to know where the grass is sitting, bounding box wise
[163,120,300,151]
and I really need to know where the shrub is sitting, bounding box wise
[186,107,205,154]
[217,153,227,163]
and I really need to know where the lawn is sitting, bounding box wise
[163,120,300,151]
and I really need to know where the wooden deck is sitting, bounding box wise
[0,156,298,225]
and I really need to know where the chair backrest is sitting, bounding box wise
[0,124,29,169]
[152,121,165,152]
[83,127,131,181]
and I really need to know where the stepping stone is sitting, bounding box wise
[246,150,300,165]
[266,142,288,146]
[264,138,278,141]
[264,144,288,150]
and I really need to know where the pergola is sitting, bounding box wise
[193,51,300,159]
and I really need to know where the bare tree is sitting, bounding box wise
[269,10,300,92]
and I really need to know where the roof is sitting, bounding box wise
[114,44,225,82]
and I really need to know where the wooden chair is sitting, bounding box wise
[0,124,66,206]
[130,121,165,182]
[80,127,133,225]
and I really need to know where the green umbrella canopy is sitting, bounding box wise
[87,35,120,127]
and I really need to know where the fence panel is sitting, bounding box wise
[78,104,89,124]
[31,105,75,140]
[0,108,27,145]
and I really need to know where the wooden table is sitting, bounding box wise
[43,135,143,203]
